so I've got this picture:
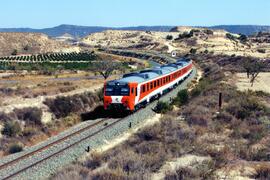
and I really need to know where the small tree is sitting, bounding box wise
[2,121,22,137]
[176,89,189,105]
[91,60,121,80]
[243,59,265,87]
[8,143,23,154]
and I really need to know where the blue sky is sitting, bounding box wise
[1,0,269,28]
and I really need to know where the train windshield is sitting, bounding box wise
[105,85,130,96]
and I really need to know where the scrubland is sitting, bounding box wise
[52,55,270,180]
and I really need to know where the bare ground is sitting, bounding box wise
[234,72,270,93]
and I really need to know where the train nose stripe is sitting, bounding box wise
[111,96,123,103]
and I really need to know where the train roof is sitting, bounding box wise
[107,58,191,84]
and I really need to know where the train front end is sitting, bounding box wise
[103,81,136,111]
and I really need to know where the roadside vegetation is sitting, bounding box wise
[53,55,270,179]
[0,91,102,156]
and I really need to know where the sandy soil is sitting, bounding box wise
[235,72,270,93]
[152,155,212,180]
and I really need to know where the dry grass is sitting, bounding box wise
[235,72,270,93]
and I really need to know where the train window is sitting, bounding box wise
[150,82,153,89]
[135,88,138,96]
[154,81,156,88]
[163,78,166,84]
[131,88,134,94]
[157,79,160,86]
[169,76,171,81]
[142,85,145,93]
[147,83,149,91]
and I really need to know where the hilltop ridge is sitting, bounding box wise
[0,24,270,37]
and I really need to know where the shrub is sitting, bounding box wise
[14,107,42,125]
[8,143,23,154]
[154,101,173,114]
[52,165,89,180]
[184,105,210,126]
[108,149,144,173]
[0,112,13,122]
[88,169,127,180]
[190,48,197,54]
[165,167,198,180]
[215,111,234,123]
[204,29,214,35]
[204,49,209,54]
[22,126,38,137]
[174,89,189,106]
[257,49,266,53]
[166,35,173,40]
[253,165,270,179]
[137,125,162,141]
[238,34,248,43]
[2,121,22,137]
[226,96,264,119]
[45,92,100,118]
[84,153,102,170]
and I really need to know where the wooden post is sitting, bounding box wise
[219,92,222,110]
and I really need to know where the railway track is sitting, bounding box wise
[0,118,116,179]
[0,67,197,180]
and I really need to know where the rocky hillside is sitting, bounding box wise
[81,28,270,58]
[0,32,79,56]
[81,30,179,51]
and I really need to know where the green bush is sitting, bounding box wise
[155,101,173,114]
[14,107,43,125]
[190,48,197,54]
[8,143,23,154]
[166,35,173,40]
[45,92,100,118]
[2,121,22,137]
[174,89,189,106]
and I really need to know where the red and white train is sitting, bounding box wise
[104,58,193,111]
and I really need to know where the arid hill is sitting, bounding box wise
[0,32,79,56]
[81,27,270,58]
